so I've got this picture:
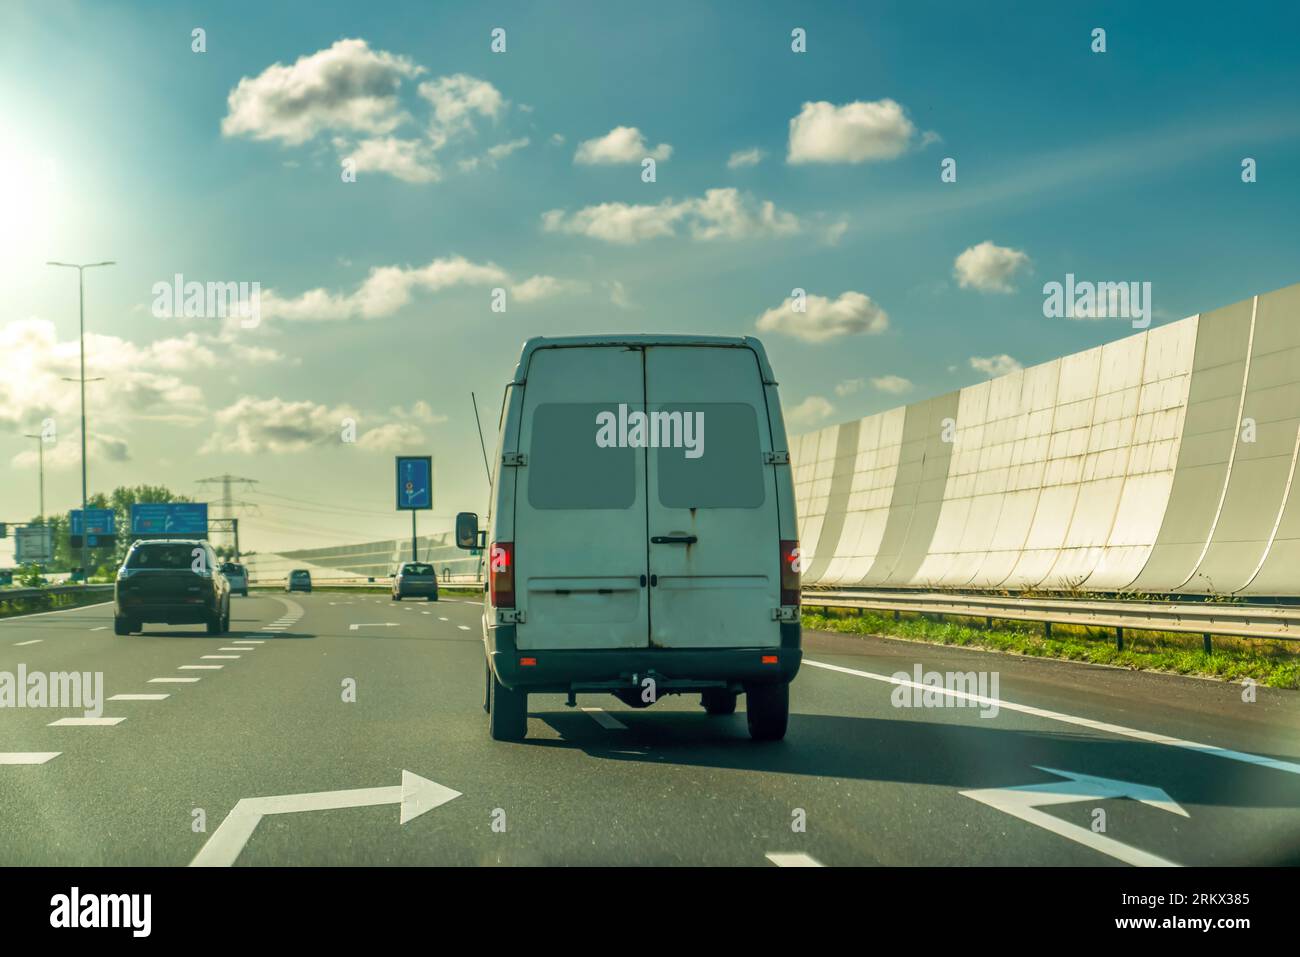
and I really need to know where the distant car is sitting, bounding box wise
[286,569,312,593]
[221,562,249,596]
[114,539,230,636]
[392,562,439,601]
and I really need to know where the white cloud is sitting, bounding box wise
[261,256,508,321]
[834,378,865,397]
[458,136,529,172]
[202,396,439,454]
[607,280,632,309]
[511,275,589,303]
[418,74,505,141]
[786,396,835,428]
[871,374,913,394]
[344,136,439,182]
[222,39,422,145]
[574,126,672,165]
[755,291,889,343]
[727,147,765,169]
[542,188,800,244]
[969,354,1023,377]
[787,99,919,164]
[954,241,1031,293]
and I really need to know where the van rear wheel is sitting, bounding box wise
[746,682,789,741]
[702,689,737,715]
[488,671,527,741]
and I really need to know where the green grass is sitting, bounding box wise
[0,588,113,620]
[803,607,1300,689]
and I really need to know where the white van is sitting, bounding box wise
[456,335,801,742]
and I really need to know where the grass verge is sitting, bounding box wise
[0,589,114,620]
[803,606,1300,689]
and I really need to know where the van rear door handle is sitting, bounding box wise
[651,535,697,545]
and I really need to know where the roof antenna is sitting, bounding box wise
[471,392,492,489]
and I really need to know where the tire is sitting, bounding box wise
[488,670,527,741]
[746,682,789,741]
[392,593,400,601]
[427,594,437,602]
[206,614,222,636]
[113,616,130,636]
[702,689,737,715]
[482,658,492,714]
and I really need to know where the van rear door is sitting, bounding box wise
[514,346,650,650]
[644,345,782,649]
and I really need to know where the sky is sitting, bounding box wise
[2,0,1299,556]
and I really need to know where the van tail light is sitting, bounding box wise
[490,541,515,608]
[780,540,801,606]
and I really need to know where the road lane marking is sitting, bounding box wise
[180,665,223,670]
[13,639,42,646]
[438,617,448,621]
[0,601,113,624]
[219,647,252,651]
[349,623,399,631]
[47,717,125,727]
[89,626,108,631]
[190,770,461,867]
[150,677,200,683]
[582,707,627,730]
[232,640,264,644]
[202,655,241,659]
[109,694,170,701]
[766,853,823,867]
[804,658,1300,777]
[457,625,471,631]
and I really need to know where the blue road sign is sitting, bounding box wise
[396,456,433,510]
[70,509,116,546]
[130,503,209,535]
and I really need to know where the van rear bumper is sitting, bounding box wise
[488,624,801,693]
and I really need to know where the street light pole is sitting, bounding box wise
[47,260,115,581]
[22,434,45,519]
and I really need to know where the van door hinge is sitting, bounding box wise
[772,606,799,622]
[763,451,790,465]
[499,608,526,624]
[502,452,528,467]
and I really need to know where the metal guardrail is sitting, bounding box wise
[0,584,115,603]
[801,589,1300,647]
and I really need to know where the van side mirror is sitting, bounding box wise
[455,512,480,550]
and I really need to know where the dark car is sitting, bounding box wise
[114,539,230,636]
[392,562,439,601]
[286,569,312,593]
[221,561,249,596]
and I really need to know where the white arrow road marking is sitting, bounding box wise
[13,640,42,646]
[48,717,125,727]
[0,752,61,764]
[805,659,1300,777]
[190,770,461,867]
[349,623,400,631]
[109,694,169,701]
[582,707,627,730]
[150,677,200,683]
[961,767,1188,867]
[766,852,823,867]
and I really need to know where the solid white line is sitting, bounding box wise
[0,752,61,764]
[47,717,125,727]
[582,707,627,730]
[180,665,222,670]
[13,639,42,646]
[109,694,169,701]
[804,658,1300,776]
[150,677,200,683]
[0,600,113,624]
[202,655,240,659]
[766,852,823,867]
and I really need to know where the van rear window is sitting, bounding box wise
[656,403,766,508]
[127,544,202,568]
[528,403,636,510]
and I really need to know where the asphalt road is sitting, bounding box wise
[1,591,1297,866]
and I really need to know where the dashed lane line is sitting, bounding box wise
[766,853,823,867]
[47,717,125,727]
[109,694,169,701]
[582,707,627,730]
[180,665,223,671]
[13,639,41,646]
[0,753,61,765]
[149,678,200,683]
